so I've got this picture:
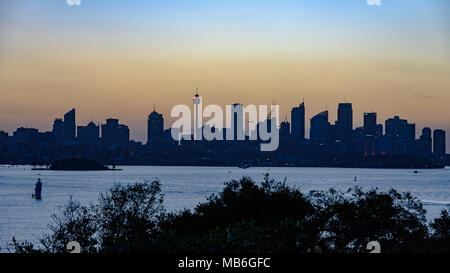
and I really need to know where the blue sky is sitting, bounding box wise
[0,0,449,149]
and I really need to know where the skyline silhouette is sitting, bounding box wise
[0,98,447,162]
[1,97,449,153]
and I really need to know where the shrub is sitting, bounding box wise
[10,180,164,253]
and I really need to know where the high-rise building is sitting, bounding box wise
[403,123,416,141]
[13,127,39,145]
[52,118,65,146]
[385,116,416,154]
[364,112,377,156]
[377,135,392,155]
[433,129,446,156]
[376,124,383,137]
[310,111,328,144]
[385,116,415,141]
[147,110,164,144]
[118,125,130,147]
[327,123,337,143]
[0,130,8,155]
[102,118,118,147]
[77,122,99,144]
[63,108,76,141]
[280,120,290,139]
[291,102,305,140]
[101,118,129,148]
[364,113,377,136]
[336,103,353,142]
[420,127,432,155]
[193,89,202,140]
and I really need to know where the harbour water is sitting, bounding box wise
[0,165,449,252]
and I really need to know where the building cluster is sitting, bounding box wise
[0,109,135,164]
[0,96,447,167]
[287,103,447,157]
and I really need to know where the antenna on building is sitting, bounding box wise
[246,119,255,127]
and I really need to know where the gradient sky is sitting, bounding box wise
[0,0,449,151]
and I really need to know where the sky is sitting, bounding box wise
[0,0,449,151]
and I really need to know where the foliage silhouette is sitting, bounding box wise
[9,175,450,253]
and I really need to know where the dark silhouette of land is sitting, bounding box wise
[46,158,117,171]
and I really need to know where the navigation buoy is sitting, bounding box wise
[32,178,42,200]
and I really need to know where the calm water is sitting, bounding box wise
[1,165,449,252]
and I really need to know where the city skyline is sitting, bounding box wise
[1,97,449,153]
[1,99,446,168]
[1,98,447,148]
[1,0,449,151]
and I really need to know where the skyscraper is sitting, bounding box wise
[364,112,377,156]
[117,124,130,148]
[385,116,416,154]
[291,102,305,140]
[336,103,353,142]
[433,129,446,156]
[310,111,328,144]
[385,116,415,141]
[52,118,65,146]
[280,120,290,139]
[77,122,99,144]
[101,118,129,149]
[193,88,202,140]
[420,127,432,155]
[13,127,39,145]
[376,124,383,137]
[147,110,164,144]
[63,108,76,141]
[0,130,7,155]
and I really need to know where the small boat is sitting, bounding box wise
[32,178,42,200]
[239,163,250,169]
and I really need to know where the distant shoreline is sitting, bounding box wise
[14,163,447,170]
[30,168,122,171]
[3,153,447,170]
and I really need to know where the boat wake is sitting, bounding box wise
[422,200,450,207]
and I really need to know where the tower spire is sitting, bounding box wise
[193,88,202,140]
